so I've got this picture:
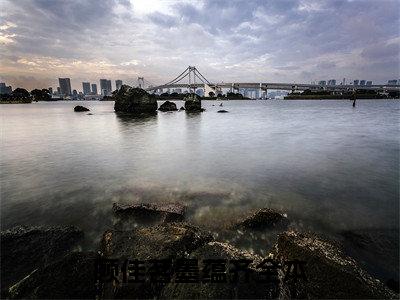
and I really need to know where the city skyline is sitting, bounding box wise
[0,0,399,90]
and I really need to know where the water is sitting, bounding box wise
[1,100,399,252]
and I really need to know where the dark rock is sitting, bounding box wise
[159,101,178,112]
[8,252,97,299]
[74,105,89,112]
[184,94,204,112]
[112,202,186,226]
[100,223,212,260]
[179,106,185,111]
[341,228,399,293]
[234,208,289,230]
[86,113,93,115]
[114,85,157,114]
[161,241,275,299]
[217,110,229,113]
[1,226,83,297]
[273,230,397,299]
[99,223,213,299]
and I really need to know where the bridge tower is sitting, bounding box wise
[137,77,145,88]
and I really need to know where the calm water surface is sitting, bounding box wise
[1,100,399,251]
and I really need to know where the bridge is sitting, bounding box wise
[144,66,400,96]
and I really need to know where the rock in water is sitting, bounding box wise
[273,230,397,299]
[158,100,177,112]
[179,106,185,111]
[112,202,186,226]
[114,85,157,114]
[184,93,204,112]
[1,226,83,298]
[234,208,289,230]
[74,105,89,112]
[8,252,97,299]
[217,110,229,113]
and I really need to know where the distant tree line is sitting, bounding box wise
[0,88,54,103]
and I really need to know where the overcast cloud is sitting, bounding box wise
[0,0,399,90]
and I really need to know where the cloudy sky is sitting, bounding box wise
[0,0,399,91]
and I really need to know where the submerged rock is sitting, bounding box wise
[112,202,186,226]
[159,101,178,112]
[234,208,289,230]
[74,105,89,112]
[8,252,97,299]
[114,85,157,114]
[1,226,83,297]
[217,110,229,113]
[179,106,185,111]
[273,230,397,299]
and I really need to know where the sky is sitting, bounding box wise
[0,0,399,91]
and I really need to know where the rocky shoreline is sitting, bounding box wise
[1,203,398,299]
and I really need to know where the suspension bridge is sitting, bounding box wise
[140,66,400,97]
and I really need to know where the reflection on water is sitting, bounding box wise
[1,100,399,253]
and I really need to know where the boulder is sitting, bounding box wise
[100,223,212,260]
[217,110,229,113]
[8,252,97,299]
[273,230,397,299]
[99,223,213,299]
[74,105,89,112]
[1,226,83,298]
[161,242,275,299]
[114,85,157,114]
[159,101,178,112]
[234,208,289,230]
[341,228,399,293]
[184,94,204,112]
[112,202,186,226]
[179,106,185,111]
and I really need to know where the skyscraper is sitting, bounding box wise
[91,84,97,95]
[100,79,112,96]
[366,81,372,86]
[353,80,359,86]
[82,82,91,95]
[58,78,72,96]
[359,80,366,86]
[116,80,123,90]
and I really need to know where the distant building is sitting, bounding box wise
[116,80,122,90]
[48,87,53,95]
[91,84,97,95]
[342,78,346,85]
[388,79,398,85]
[318,80,326,86]
[57,87,61,95]
[353,80,359,86]
[100,79,112,96]
[366,81,372,86]
[0,82,12,94]
[359,80,366,86]
[327,79,336,86]
[58,78,72,96]
[82,82,91,95]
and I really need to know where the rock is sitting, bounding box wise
[184,94,204,112]
[99,223,213,299]
[273,230,397,299]
[159,101,178,112]
[86,113,93,115]
[100,223,212,260]
[217,110,229,113]
[341,228,399,293]
[8,252,97,299]
[74,105,89,112]
[112,202,186,226]
[1,226,83,298]
[234,208,289,230]
[114,85,157,114]
[179,106,185,111]
[161,241,275,299]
